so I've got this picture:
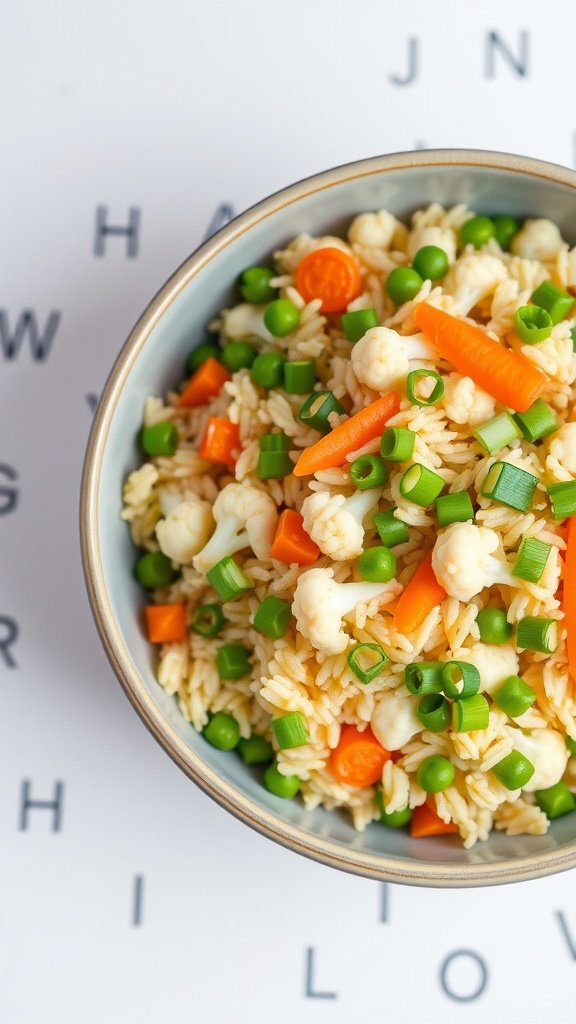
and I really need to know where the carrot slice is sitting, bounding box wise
[393,552,446,636]
[413,301,547,413]
[199,417,241,470]
[293,392,400,478]
[329,724,391,787]
[411,801,459,838]
[296,247,362,313]
[563,517,576,685]
[145,604,187,643]
[177,357,231,408]
[270,509,320,566]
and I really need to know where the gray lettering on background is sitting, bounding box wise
[0,464,19,515]
[485,30,529,78]
[389,36,419,86]
[0,615,18,667]
[555,911,576,960]
[19,780,64,832]
[439,949,488,1003]
[304,947,337,1000]
[0,310,61,362]
[202,203,235,242]
[94,205,141,258]
[132,875,145,926]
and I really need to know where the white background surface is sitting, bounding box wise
[2,2,576,1021]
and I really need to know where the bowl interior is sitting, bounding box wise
[88,153,576,884]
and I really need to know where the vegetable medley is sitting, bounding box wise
[122,204,576,847]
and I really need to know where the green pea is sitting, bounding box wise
[263,298,300,337]
[186,344,221,375]
[385,267,423,305]
[135,551,176,589]
[263,762,301,798]
[140,420,179,457]
[357,546,397,583]
[459,215,495,249]
[251,351,286,389]
[203,712,241,751]
[412,245,449,282]
[417,755,455,793]
[494,215,521,251]
[239,266,276,304]
[375,792,412,828]
[221,340,257,372]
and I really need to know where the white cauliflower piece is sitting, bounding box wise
[547,422,576,476]
[301,488,382,561]
[291,567,390,654]
[351,326,435,393]
[222,303,274,343]
[432,523,525,602]
[442,253,507,316]
[407,224,457,264]
[348,210,397,249]
[371,688,421,751]
[155,497,214,565]
[459,642,519,695]
[443,373,496,427]
[506,726,568,791]
[193,482,278,572]
[511,219,564,262]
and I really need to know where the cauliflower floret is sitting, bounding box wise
[442,252,507,316]
[291,567,390,654]
[222,303,274,343]
[351,326,435,393]
[547,422,576,476]
[348,211,398,249]
[506,726,568,791]
[193,482,278,573]
[301,489,382,561]
[511,219,564,262]
[407,225,457,265]
[443,373,496,427]
[432,523,525,603]
[371,688,421,750]
[155,497,214,565]
[459,642,519,695]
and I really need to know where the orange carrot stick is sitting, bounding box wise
[410,801,459,838]
[145,604,187,643]
[293,392,401,477]
[270,509,320,566]
[199,417,241,470]
[177,357,231,408]
[296,247,362,313]
[329,724,391,787]
[413,302,547,413]
[563,517,576,685]
[393,552,446,636]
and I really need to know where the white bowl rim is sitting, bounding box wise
[80,148,576,887]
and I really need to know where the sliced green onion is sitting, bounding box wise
[135,550,177,589]
[535,781,576,819]
[493,675,536,718]
[494,215,520,251]
[516,616,558,653]
[492,750,535,789]
[514,305,553,344]
[406,369,445,406]
[512,537,551,583]
[375,793,413,828]
[191,603,225,637]
[548,481,576,521]
[253,595,291,639]
[417,693,451,732]
[475,607,512,645]
[271,712,310,749]
[238,734,274,765]
[530,280,575,324]
[380,427,415,462]
[441,661,481,700]
[341,307,379,342]
[473,412,522,455]
[399,463,445,506]
[452,694,490,733]
[257,450,293,479]
[140,420,179,457]
[480,461,537,512]
[357,546,397,583]
[347,643,389,684]
[567,736,576,757]
[373,509,410,548]
[350,454,389,490]
[206,557,252,601]
[264,761,301,798]
[513,399,558,443]
[435,491,474,527]
[572,326,576,352]
[216,644,251,680]
[405,661,444,695]
[259,432,290,452]
[299,390,345,434]
[417,755,455,793]
[283,360,317,394]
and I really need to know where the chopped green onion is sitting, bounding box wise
[341,307,379,342]
[140,420,179,457]
[481,461,537,512]
[272,712,310,750]
[567,736,576,757]
[375,791,413,828]
[417,693,451,732]
[514,305,553,344]
[530,280,575,325]
[452,693,490,733]
[548,481,576,521]
[493,675,536,718]
[417,755,455,793]
[535,781,576,819]
[494,215,520,251]
[441,661,481,700]
[513,399,558,443]
[512,537,551,583]
[191,603,225,637]
[347,643,389,684]
[221,340,257,371]
[380,427,415,462]
[257,450,293,479]
[238,734,274,765]
[399,463,445,506]
[203,712,241,751]
[299,390,345,434]
[135,551,177,589]
[492,750,535,789]
[259,432,290,452]
[435,491,474,528]
[263,298,300,337]
[405,661,444,695]
[475,607,512,645]
[473,412,522,455]
[406,369,445,406]
[516,616,558,653]
[264,762,301,798]
[186,343,221,375]
[253,595,291,639]
[373,509,410,548]
[206,557,252,601]
[216,644,251,680]
[357,546,397,583]
[572,326,576,352]
[460,215,495,249]
[283,360,317,394]
[350,454,389,490]
[250,351,286,388]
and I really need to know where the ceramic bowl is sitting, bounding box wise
[81,149,576,886]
